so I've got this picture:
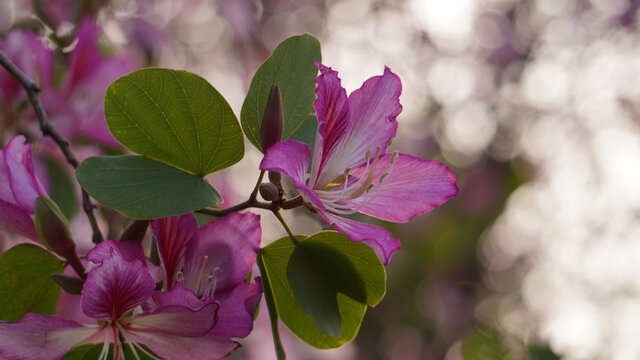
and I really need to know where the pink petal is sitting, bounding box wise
[0,199,38,240]
[209,281,262,338]
[4,136,47,213]
[126,331,238,360]
[152,214,198,289]
[318,211,400,265]
[311,65,402,189]
[260,140,324,209]
[82,254,155,321]
[310,63,351,188]
[0,313,97,360]
[125,302,218,337]
[86,239,146,265]
[351,153,458,222]
[67,19,102,90]
[149,283,208,311]
[183,212,261,294]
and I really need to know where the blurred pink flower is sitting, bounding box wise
[0,244,224,360]
[261,63,458,264]
[151,212,263,353]
[0,135,47,240]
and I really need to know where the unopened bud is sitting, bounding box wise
[35,196,75,257]
[50,273,84,295]
[268,171,281,185]
[259,182,280,201]
[260,84,284,151]
[119,220,150,242]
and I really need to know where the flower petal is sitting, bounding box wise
[82,253,155,321]
[126,331,238,360]
[351,153,458,222]
[0,199,38,240]
[318,211,400,264]
[4,136,47,213]
[126,302,218,337]
[209,281,262,338]
[152,214,198,289]
[311,65,402,188]
[86,239,146,265]
[0,313,97,360]
[310,63,351,188]
[183,212,261,294]
[260,140,325,209]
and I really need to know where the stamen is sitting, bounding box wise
[196,255,209,295]
[176,271,184,283]
[204,266,221,297]
[97,323,112,360]
[349,146,381,199]
[117,322,163,360]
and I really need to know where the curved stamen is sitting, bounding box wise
[97,324,112,360]
[196,255,209,295]
[349,146,381,199]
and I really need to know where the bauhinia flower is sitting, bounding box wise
[0,242,224,360]
[260,63,458,264]
[151,211,263,351]
[0,135,48,240]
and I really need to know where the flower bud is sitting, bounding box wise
[34,196,75,258]
[119,220,150,242]
[260,84,284,151]
[259,182,280,201]
[50,273,84,295]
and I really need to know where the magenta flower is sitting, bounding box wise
[151,212,263,351]
[260,64,458,264]
[0,243,225,360]
[0,135,48,240]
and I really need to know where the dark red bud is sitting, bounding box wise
[50,273,84,295]
[34,196,76,257]
[259,182,280,201]
[260,84,284,151]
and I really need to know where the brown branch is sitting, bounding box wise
[0,49,104,244]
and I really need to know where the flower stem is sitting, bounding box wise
[0,49,104,244]
[272,210,299,246]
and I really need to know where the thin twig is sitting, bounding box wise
[0,49,104,244]
[272,210,299,246]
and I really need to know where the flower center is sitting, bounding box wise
[315,146,399,215]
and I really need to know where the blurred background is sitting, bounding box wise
[2,0,640,359]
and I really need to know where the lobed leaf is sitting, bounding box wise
[105,68,244,176]
[76,155,222,219]
[0,244,64,321]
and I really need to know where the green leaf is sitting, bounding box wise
[287,231,386,337]
[258,231,386,348]
[105,68,244,176]
[241,34,321,152]
[0,244,64,321]
[76,155,222,219]
[257,253,287,360]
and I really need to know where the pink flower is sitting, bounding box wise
[0,135,47,240]
[260,64,458,264]
[151,212,263,352]
[0,245,225,360]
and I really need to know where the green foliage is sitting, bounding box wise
[241,34,321,152]
[76,155,222,219]
[105,68,244,176]
[0,244,64,321]
[258,231,386,348]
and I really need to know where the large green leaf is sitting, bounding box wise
[287,232,386,337]
[241,34,321,152]
[0,244,64,321]
[76,155,221,219]
[105,68,244,176]
[258,231,386,348]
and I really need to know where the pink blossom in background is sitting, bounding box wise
[261,64,458,264]
[0,135,47,240]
